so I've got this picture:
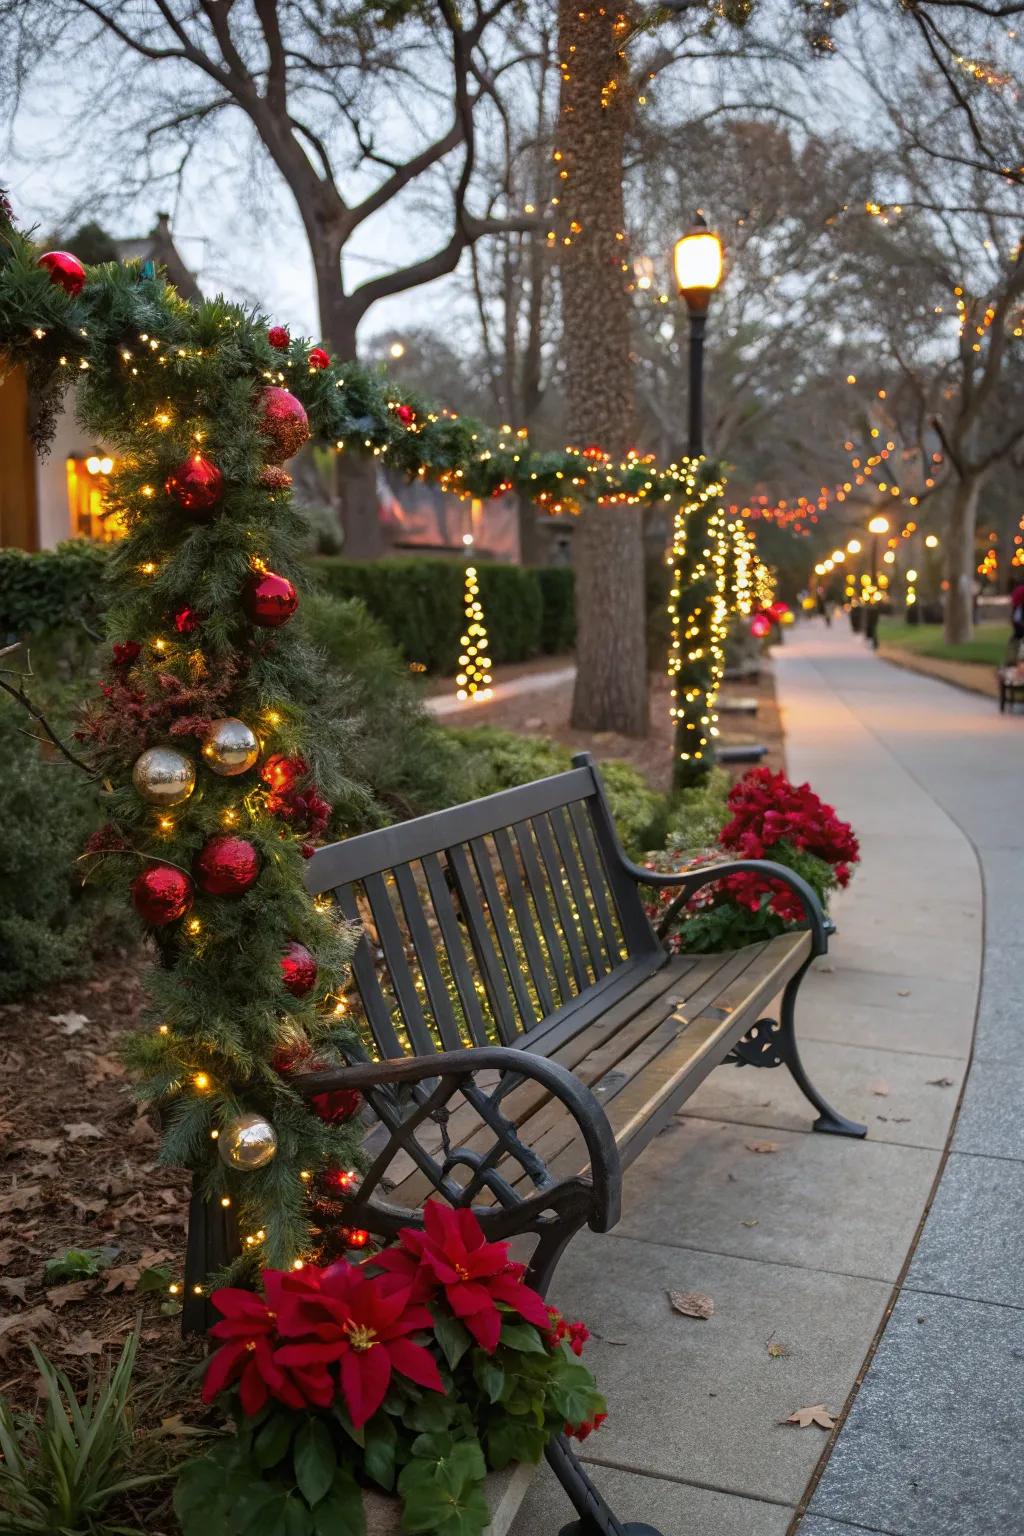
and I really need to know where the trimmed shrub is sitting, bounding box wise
[446,725,666,858]
[535,565,576,653]
[0,540,109,640]
[310,556,574,672]
[0,683,133,1001]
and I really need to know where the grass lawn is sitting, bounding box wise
[879,619,1009,667]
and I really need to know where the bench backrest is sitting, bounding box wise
[305,752,662,1061]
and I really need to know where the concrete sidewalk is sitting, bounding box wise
[511,621,988,1535]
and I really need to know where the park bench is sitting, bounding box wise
[997,662,1024,713]
[184,751,864,1534]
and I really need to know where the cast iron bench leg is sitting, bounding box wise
[548,1435,664,1536]
[778,964,867,1138]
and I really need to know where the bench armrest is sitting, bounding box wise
[621,854,829,957]
[292,1045,623,1232]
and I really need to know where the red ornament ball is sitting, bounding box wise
[395,404,415,426]
[260,753,307,793]
[281,941,318,997]
[750,613,772,639]
[165,455,223,516]
[193,835,261,897]
[308,347,329,370]
[244,569,299,628]
[131,865,193,926]
[257,386,310,465]
[37,250,86,297]
[267,325,290,351]
[311,1088,363,1124]
[173,607,201,635]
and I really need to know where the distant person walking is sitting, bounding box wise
[1011,576,1024,642]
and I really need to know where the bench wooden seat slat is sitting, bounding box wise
[548,804,611,976]
[335,882,400,1060]
[392,862,466,1053]
[491,827,557,1019]
[510,820,575,1006]
[363,870,439,1058]
[386,940,776,1204]
[530,811,594,990]
[446,841,520,1045]
[419,851,492,1048]
[567,799,622,963]
[469,835,541,1031]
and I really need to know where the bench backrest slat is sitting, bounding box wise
[307,756,660,1062]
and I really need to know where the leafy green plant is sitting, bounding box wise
[43,1246,119,1284]
[446,726,665,857]
[174,1205,604,1536]
[0,1326,166,1536]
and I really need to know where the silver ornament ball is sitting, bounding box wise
[131,745,196,806]
[202,717,260,777]
[218,1112,279,1171]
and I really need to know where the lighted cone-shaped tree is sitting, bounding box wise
[455,555,493,703]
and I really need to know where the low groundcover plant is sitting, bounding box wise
[175,1201,605,1536]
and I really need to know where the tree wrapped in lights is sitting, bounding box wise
[666,459,729,790]
[456,557,493,702]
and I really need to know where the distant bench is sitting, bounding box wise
[998,664,1024,713]
[185,751,865,1535]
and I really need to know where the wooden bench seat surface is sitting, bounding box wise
[383,929,811,1211]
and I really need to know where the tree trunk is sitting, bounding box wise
[558,0,647,736]
[313,239,387,560]
[944,473,983,645]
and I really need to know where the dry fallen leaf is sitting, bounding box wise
[61,1331,105,1357]
[927,1077,955,1089]
[747,1140,781,1154]
[897,990,911,997]
[49,1011,89,1034]
[766,1339,790,1359]
[0,1277,29,1303]
[669,1290,714,1320]
[871,1081,889,1097]
[782,1404,836,1429]
[103,1249,176,1295]
[0,1185,43,1214]
[63,1122,104,1141]
[48,1281,97,1309]
[741,1218,760,1228]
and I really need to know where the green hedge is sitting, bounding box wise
[310,556,574,672]
[0,541,109,638]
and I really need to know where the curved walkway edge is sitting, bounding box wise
[787,625,1024,1536]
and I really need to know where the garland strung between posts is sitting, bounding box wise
[0,211,753,1281]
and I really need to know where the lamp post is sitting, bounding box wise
[868,514,890,588]
[865,515,890,649]
[674,212,724,457]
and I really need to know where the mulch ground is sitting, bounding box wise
[438,655,786,791]
[0,953,203,1409]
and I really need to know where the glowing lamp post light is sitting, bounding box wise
[868,514,890,586]
[674,212,724,457]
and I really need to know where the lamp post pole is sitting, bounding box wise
[687,310,707,458]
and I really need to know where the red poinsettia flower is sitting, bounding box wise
[202,1284,333,1416]
[375,1201,550,1353]
[275,1261,443,1427]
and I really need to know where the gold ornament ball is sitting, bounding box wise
[131,746,196,806]
[218,1112,278,1171]
[202,717,260,777]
